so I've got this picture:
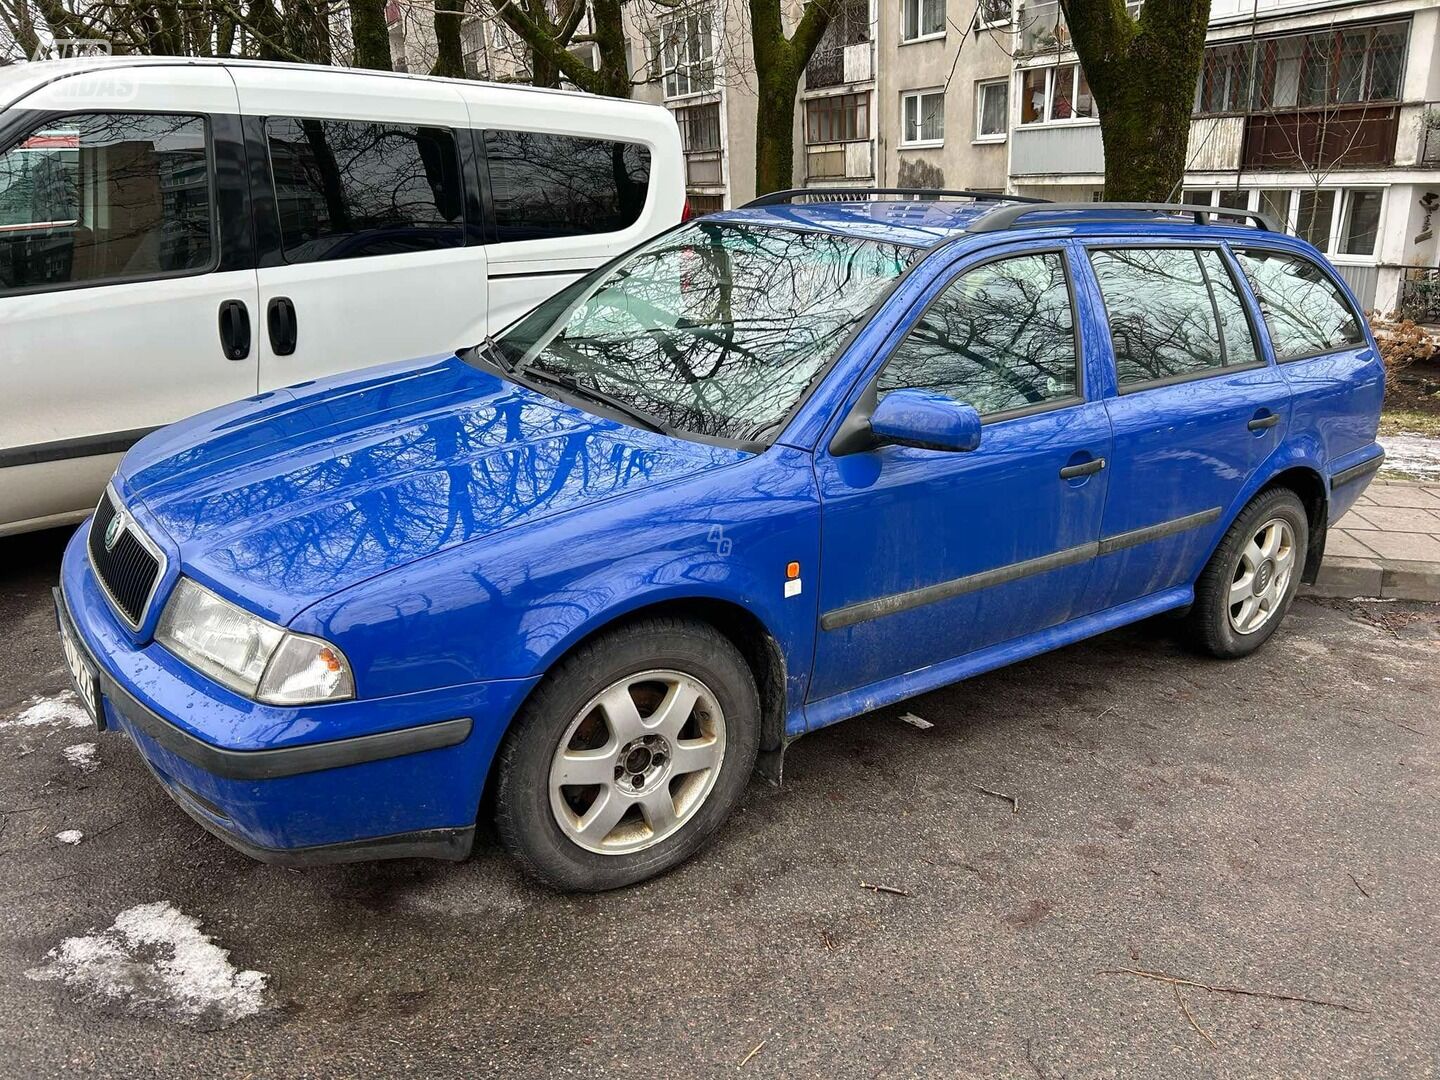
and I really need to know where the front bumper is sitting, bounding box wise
[58,522,538,864]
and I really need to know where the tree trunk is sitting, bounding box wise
[748,0,833,197]
[1060,0,1209,202]
[432,0,465,77]
[347,0,392,70]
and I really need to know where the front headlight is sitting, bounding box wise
[155,578,354,705]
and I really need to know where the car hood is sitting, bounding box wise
[117,354,751,624]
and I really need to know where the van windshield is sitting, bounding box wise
[489,221,915,443]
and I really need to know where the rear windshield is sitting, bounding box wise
[491,221,914,442]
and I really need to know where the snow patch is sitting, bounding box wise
[1378,432,1440,482]
[62,742,99,773]
[25,901,267,1026]
[4,692,91,730]
[55,830,84,845]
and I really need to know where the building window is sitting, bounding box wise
[1196,41,1251,114]
[674,102,723,187]
[902,0,945,42]
[976,0,1010,28]
[975,79,1008,141]
[1254,22,1407,110]
[659,11,715,99]
[1019,64,1094,125]
[1175,187,1383,259]
[901,89,945,146]
[806,92,870,144]
[1339,188,1382,256]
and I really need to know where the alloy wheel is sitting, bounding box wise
[548,670,726,855]
[1228,517,1296,635]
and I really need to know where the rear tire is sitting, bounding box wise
[493,617,760,891]
[1187,488,1309,659]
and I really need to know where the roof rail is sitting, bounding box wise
[969,201,1279,234]
[743,187,1050,208]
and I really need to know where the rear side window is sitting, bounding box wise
[0,113,212,293]
[877,252,1079,417]
[484,130,651,242]
[266,118,463,263]
[1090,248,1248,388]
[1234,249,1363,362]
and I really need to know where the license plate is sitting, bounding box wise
[55,597,103,731]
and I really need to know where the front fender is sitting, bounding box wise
[299,447,822,706]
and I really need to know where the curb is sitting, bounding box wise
[1301,555,1440,603]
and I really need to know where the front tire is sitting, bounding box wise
[1187,487,1309,659]
[493,617,760,891]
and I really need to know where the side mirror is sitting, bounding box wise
[868,389,983,453]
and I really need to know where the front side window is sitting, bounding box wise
[490,222,912,441]
[1090,248,1230,387]
[902,90,945,145]
[486,131,651,242]
[1235,249,1363,362]
[976,79,1008,140]
[267,118,462,263]
[0,113,212,292]
[877,252,1079,416]
[902,0,945,41]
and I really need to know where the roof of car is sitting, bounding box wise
[703,197,1286,251]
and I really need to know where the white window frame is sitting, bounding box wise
[1017,62,1098,127]
[901,0,946,44]
[659,10,716,102]
[1174,185,1385,263]
[975,0,1010,28]
[900,88,946,148]
[974,78,1008,143]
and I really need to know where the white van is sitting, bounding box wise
[0,58,684,536]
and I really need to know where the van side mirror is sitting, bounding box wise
[868,389,983,453]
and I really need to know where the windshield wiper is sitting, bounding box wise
[461,335,516,374]
[521,365,667,435]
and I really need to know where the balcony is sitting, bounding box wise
[1010,124,1104,177]
[805,141,874,182]
[1242,105,1399,171]
[805,43,873,90]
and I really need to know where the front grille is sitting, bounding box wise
[88,488,162,628]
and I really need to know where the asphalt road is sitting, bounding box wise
[1,526,1437,1079]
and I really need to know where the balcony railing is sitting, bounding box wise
[805,140,873,182]
[1399,267,1440,325]
[1242,105,1398,171]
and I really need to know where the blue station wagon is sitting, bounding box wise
[55,193,1385,890]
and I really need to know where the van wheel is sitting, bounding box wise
[493,617,759,891]
[1187,488,1309,659]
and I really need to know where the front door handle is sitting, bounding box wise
[1059,457,1106,480]
[217,299,250,361]
[267,296,298,356]
[1248,412,1280,431]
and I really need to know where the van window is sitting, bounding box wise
[484,130,651,241]
[877,252,1080,417]
[1090,248,1227,387]
[1234,249,1363,362]
[266,118,463,263]
[0,113,212,293]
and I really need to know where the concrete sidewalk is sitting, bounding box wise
[1305,479,1440,601]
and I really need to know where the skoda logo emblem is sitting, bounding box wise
[104,511,125,552]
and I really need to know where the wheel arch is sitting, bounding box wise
[1257,464,1329,584]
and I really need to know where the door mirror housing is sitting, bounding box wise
[868,389,983,453]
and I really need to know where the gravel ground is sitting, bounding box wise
[1,526,1436,1079]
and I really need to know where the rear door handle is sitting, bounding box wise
[217,299,250,361]
[1059,457,1106,479]
[1248,412,1280,431]
[267,296,298,356]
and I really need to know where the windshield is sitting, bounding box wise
[490,221,915,442]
